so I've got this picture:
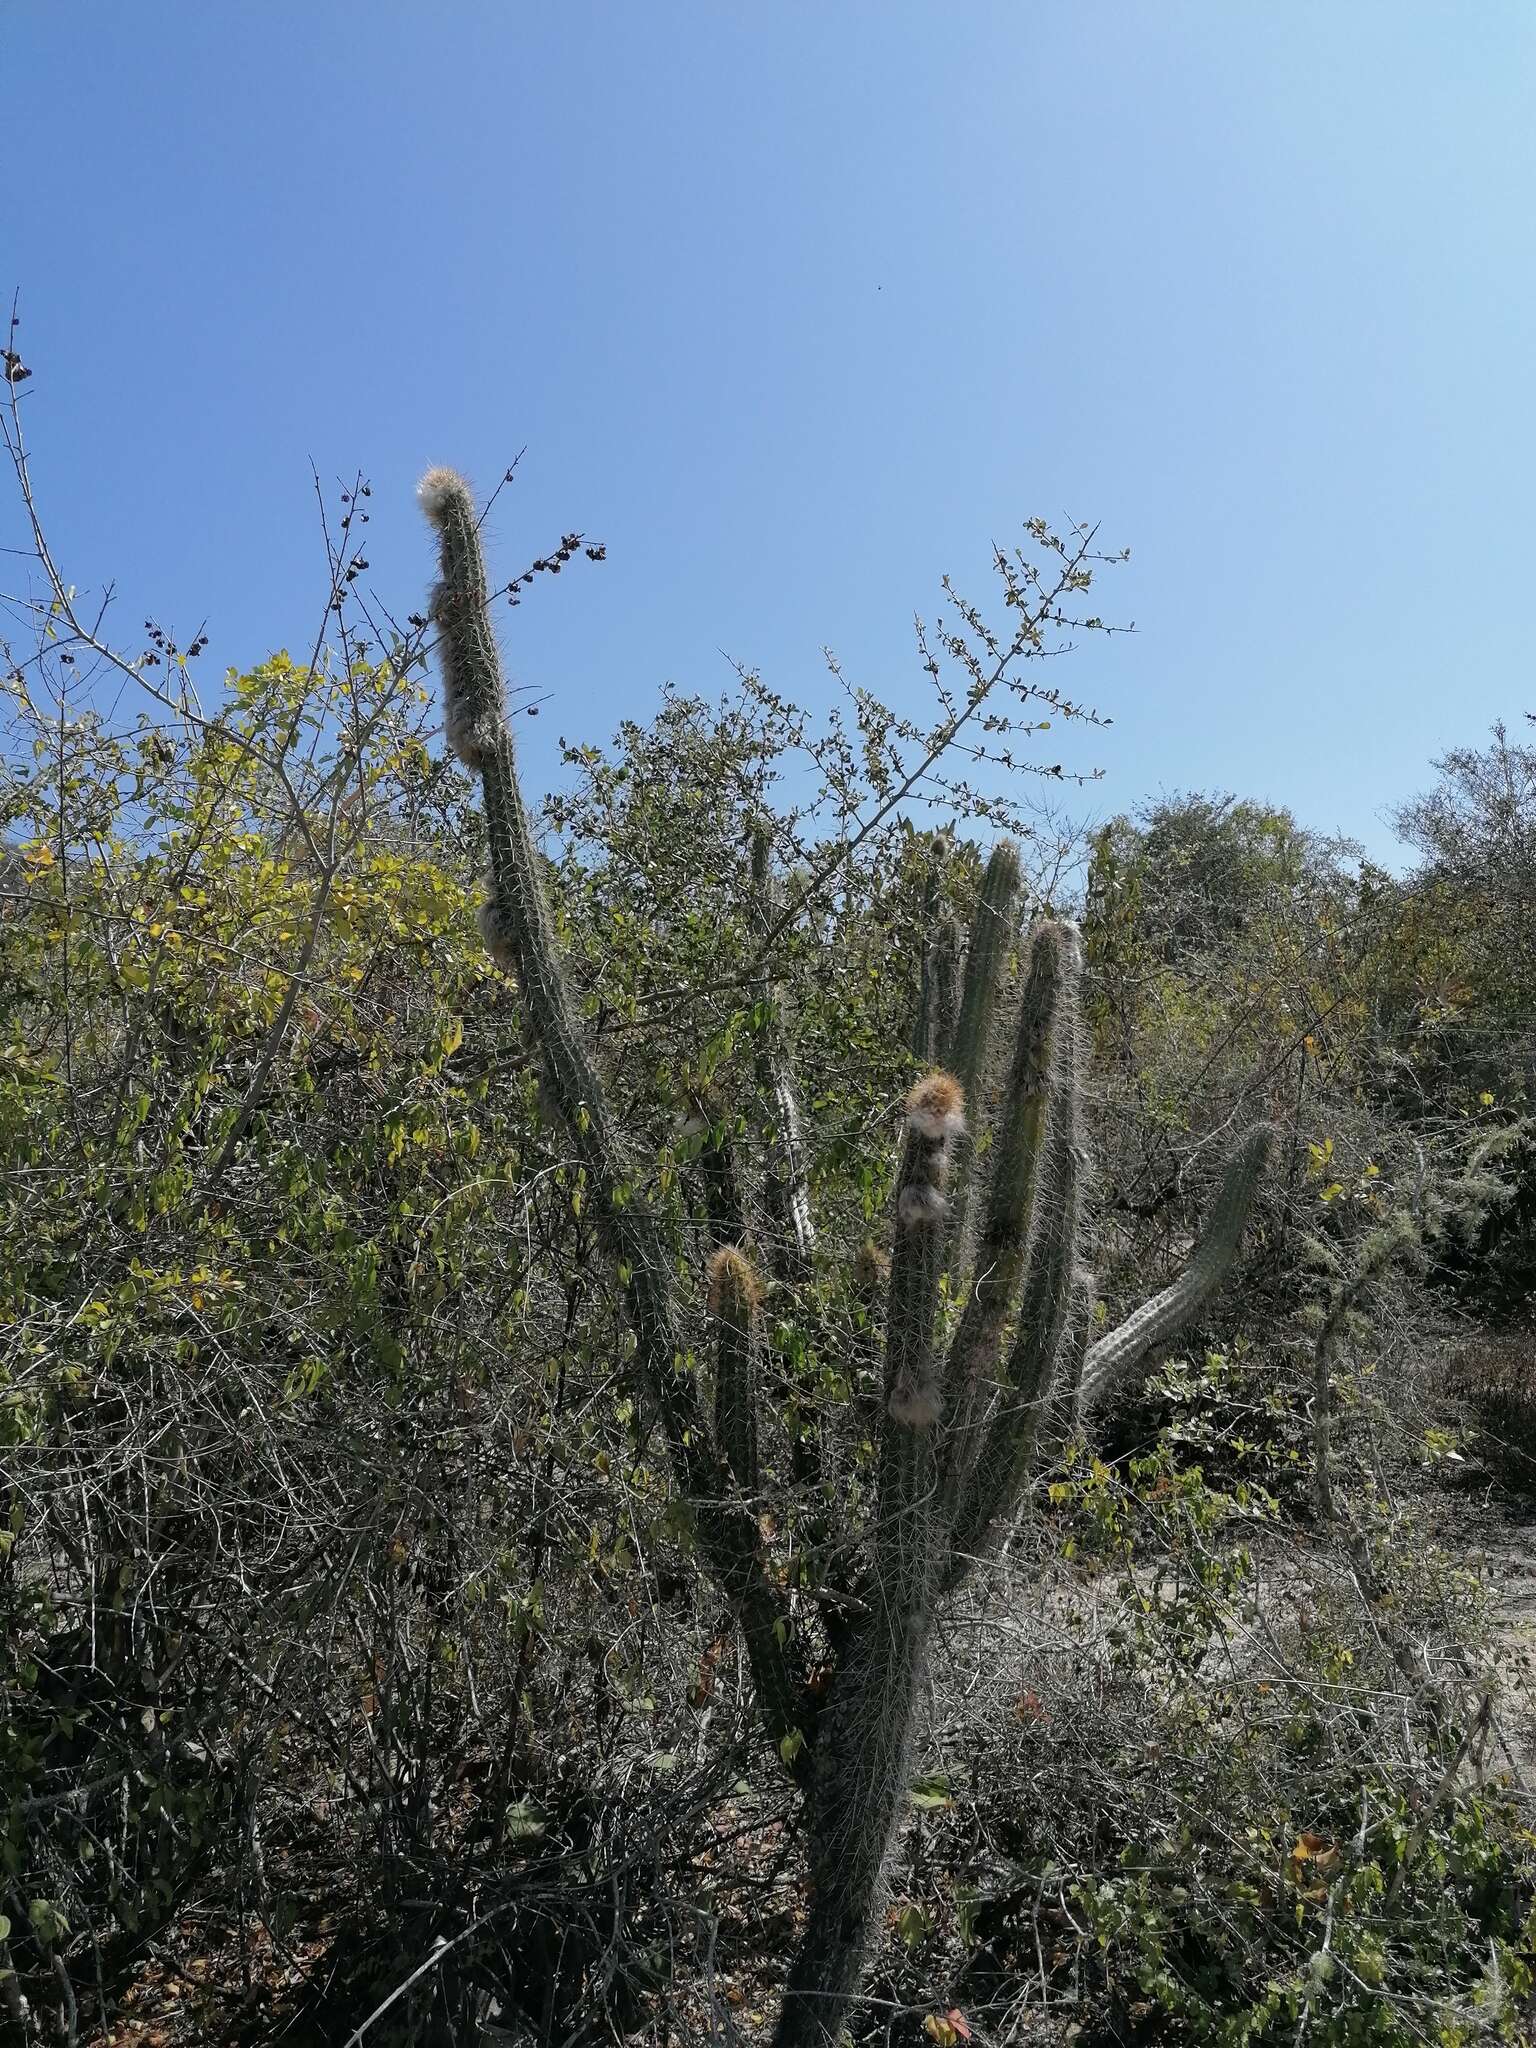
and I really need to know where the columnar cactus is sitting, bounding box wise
[708,1245,762,1495]
[749,816,817,1282]
[947,840,1022,1108]
[914,909,962,1066]
[419,471,1271,2047]
[418,467,809,1769]
[943,842,1022,1273]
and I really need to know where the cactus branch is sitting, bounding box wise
[944,842,1023,1267]
[1036,1261,1097,1466]
[775,1074,964,2048]
[945,950,1084,1585]
[914,911,962,1065]
[696,1112,749,1253]
[850,1238,889,1437]
[948,842,1022,1103]
[709,1246,763,1495]
[749,818,817,1282]
[420,469,809,1774]
[885,1072,965,1430]
[940,920,1074,1457]
[1076,1122,1275,1419]
[1310,1209,1419,1524]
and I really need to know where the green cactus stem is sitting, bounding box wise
[1035,1261,1097,1466]
[709,1246,763,1494]
[944,842,1023,1268]
[914,910,962,1064]
[419,468,1271,2048]
[850,1236,890,1435]
[944,926,1085,1580]
[749,818,817,1282]
[948,841,1022,1104]
[1076,1122,1275,1421]
[940,920,1074,1451]
[419,468,810,1775]
[776,1072,965,2048]
[419,468,502,776]
[885,1072,966,1429]
[696,1108,749,1253]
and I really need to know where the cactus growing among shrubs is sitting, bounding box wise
[419,468,1271,2045]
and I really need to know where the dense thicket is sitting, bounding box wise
[1,432,1533,2046]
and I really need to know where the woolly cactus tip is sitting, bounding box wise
[968,839,1023,934]
[1218,1122,1276,1223]
[898,1181,949,1228]
[706,1244,762,1315]
[1029,913,1084,967]
[1212,1120,1276,1215]
[888,1373,942,1430]
[476,895,518,976]
[417,466,473,521]
[748,814,773,886]
[1243,1120,1278,1168]
[984,838,1022,891]
[905,1070,965,1142]
[852,1239,890,1292]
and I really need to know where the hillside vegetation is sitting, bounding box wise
[2,427,1534,2045]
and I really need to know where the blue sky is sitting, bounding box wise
[7,2,1533,864]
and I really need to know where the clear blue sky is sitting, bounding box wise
[8,2,1534,864]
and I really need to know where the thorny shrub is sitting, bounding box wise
[3,340,1535,2045]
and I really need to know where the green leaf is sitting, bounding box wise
[502,1799,546,1842]
[909,1773,953,1810]
[28,1898,69,1946]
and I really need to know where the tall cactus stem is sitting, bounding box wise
[949,841,1022,1101]
[696,1103,749,1253]
[420,469,809,1775]
[1035,1262,1097,1466]
[915,911,962,1064]
[775,1524,938,2046]
[885,1073,965,1429]
[945,841,1022,1271]
[945,963,1084,1585]
[776,1074,963,2048]
[709,1246,762,1494]
[1076,1122,1275,1419]
[940,920,1075,1451]
[420,468,503,773]
[749,817,817,1280]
